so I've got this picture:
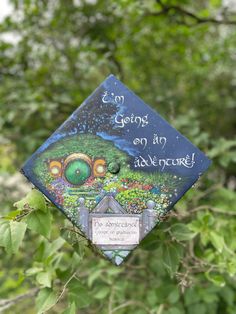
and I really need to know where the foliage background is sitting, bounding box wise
[0,0,236,313]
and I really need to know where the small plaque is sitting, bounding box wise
[92,216,140,245]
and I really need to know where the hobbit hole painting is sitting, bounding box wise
[21,75,211,265]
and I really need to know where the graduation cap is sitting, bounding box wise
[21,74,211,265]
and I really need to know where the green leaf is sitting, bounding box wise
[36,271,52,288]
[227,259,236,277]
[47,237,65,256]
[94,286,110,299]
[219,286,235,306]
[0,220,10,248]
[187,303,207,314]
[140,231,162,251]
[210,231,224,253]
[36,288,57,314]
[88,269,102,287]
[25,207,52,238]
[167,288,180,304]
[14,189,46,212]
[170,223,196,241]
[26,267,44,276]
[166,307,183,314]
[62,302,76,314]
[4,209,22,220]
[205,272,226,287]
[9,221,27,254]
[162,243,183,275]
[26,189,47,212]
[67,278,91,308]
[0,220,27,254]
[106,267,122,276]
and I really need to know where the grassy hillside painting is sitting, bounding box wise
[32,134,185,225]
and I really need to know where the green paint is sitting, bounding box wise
[64,159,91,185]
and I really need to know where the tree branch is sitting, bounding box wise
[0,288,39,313]
[146,1,236,26]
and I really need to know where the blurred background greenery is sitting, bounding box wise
[0,0,236,313]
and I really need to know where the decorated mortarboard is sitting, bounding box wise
[21,74,211,265]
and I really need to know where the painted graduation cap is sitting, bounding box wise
[21,74,211,265]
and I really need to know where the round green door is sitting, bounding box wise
[64,159,91,185]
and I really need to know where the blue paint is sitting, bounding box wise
[21,74,211,266]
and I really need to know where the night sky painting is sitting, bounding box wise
[21,74,211,265]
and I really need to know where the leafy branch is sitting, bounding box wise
[145,0,236,26]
